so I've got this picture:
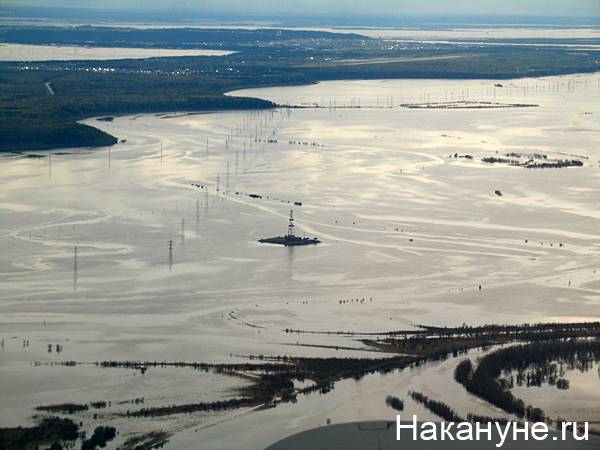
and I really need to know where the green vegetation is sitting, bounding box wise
[0,68,273,152]
[1,25,599,152]
[0,417,79,450]
[0,26,364,51]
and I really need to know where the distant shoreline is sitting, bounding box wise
[4,69,599,155]
[2,25,599,153]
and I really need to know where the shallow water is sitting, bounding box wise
[333,26,600,40]
[1,73,600,446]
[510,361,600,423]
[168,346,510,450]
[0,43,234,61]
[2,19,598,41]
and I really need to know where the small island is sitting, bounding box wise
[259,210,321,246]
[482,151,584,169]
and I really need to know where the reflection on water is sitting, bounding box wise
[1,73,600,445]
[511,361,600,422]
[287,246,295,277]
[73,246,78,291]
[0,43,235,61]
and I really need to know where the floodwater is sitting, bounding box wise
[335,27,600,40]
[510,361,600,423]
[0,43,234,61]
[2,18,599,40]
[1,72,600,447]
[168,346,513,450]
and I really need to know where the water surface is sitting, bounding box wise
[1,73,600,446]
[0,43,234,61]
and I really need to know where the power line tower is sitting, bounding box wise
[226,161,230,191]
[73,246,78,291]
[287,210,295,237]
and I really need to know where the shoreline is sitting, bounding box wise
[3,69,597,155]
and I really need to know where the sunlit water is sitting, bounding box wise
[510,361,600,423]
[333,26,600,40]
[0,43,234,61]
[1,73,600,447]
[2,19,599,40]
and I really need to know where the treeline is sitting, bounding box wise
[0,26,366,50]
[0,69,274,153]
[0,65,276,153]
[241,374,295,403]
[36,403,89,414]
[2,24,600,153]
[513,362,573,389]
[454,359,474,385]
[454,339,600,422]
[0,417,78,450]
[415,321,600,340]
[368,335,476,359]
[408,391,512,426]
[36,401,109,415]
[482,157,584,169]
[81,426,116,450]
[125,397,256,418]
[125,373,296,417]
[45,323,600,420]
[409,391,464,422]
[0,415,118,450]
[95,358,287,373]
[0,120,117,153]
[385,395,404,411]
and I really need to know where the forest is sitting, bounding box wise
[454,339,600,423]
[0,417,78,450]
[1,25,600,152]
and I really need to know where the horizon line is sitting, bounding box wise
[1,6,600,21]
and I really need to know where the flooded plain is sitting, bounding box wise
[1,72,600,447]
[510,361,600,423]
[0,43,234,61]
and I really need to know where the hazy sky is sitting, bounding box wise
[4,0,600,18]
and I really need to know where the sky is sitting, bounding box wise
[3,0,600,18]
